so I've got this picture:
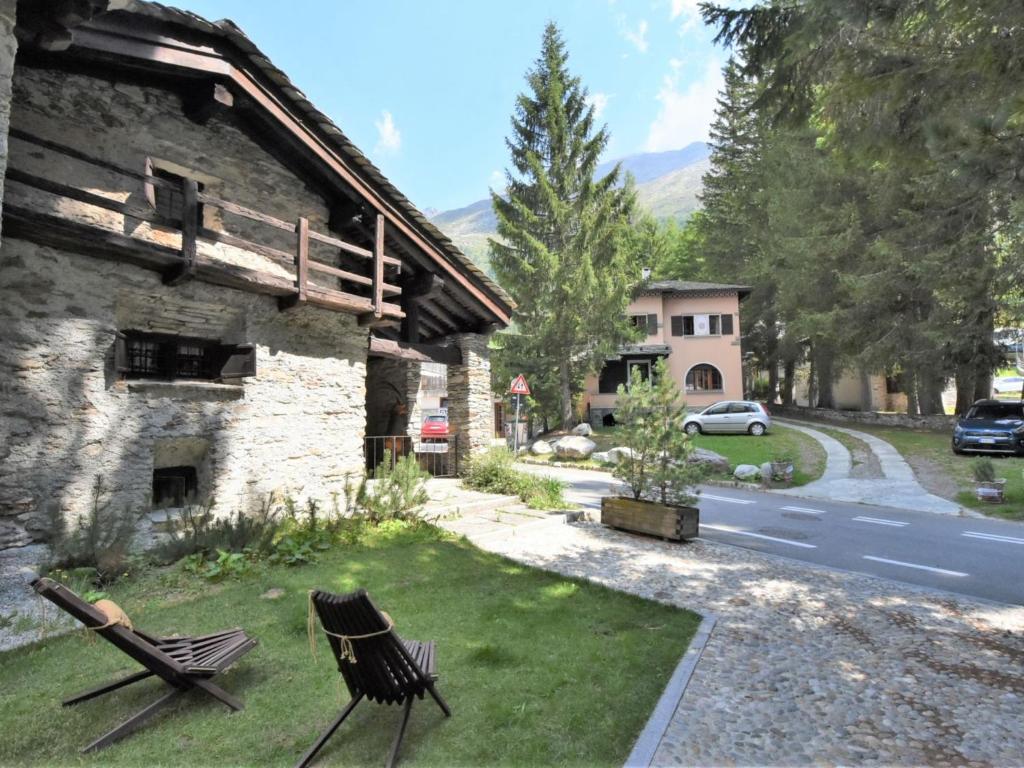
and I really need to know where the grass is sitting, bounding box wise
[799,420,1024,521]
[532,424,826,487]
[0,525,699,767]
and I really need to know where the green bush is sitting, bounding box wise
[45,476,142,584]
[972,457,997,483]
[465,448,569,509]
[153,495,280,565]
[361,454,431,524]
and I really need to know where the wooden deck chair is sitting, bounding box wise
[297,589,451,768]
[31,576,257,753]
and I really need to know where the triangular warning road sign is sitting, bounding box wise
[509,374,531,396]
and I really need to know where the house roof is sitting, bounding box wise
[72,1,516,316]
[637,280,752,299]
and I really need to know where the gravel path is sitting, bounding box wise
[472,520,1024,767]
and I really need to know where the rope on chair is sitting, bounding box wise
[307,591,394,664]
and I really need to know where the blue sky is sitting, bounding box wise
[178,0,727,212]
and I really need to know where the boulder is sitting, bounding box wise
[571,422,593,436]
[687,447,730,474]
[734,464,761,481]
[553,435,597,459]
[530,439,553,456]
[607,446,638,464]
[591,451,610,464]
[760,462,773,484]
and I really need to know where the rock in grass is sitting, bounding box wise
[572,422,593,436]
[260,588,286,600]
[591,451,610,464]
[688,447,730,473]
[530,439,553,455]
[734,464,761,481]
[607,446,637,464]
[554,436,597,459]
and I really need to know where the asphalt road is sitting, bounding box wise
[518,463,1024,606]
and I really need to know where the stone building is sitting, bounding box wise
[0,1,513,552]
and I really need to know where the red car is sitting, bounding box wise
[421,414,449,438]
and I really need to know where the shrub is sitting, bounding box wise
[46,476,142,584]
[361,455,430,524]
[613,359,705,506]
[153,495,280,564]
[465,448,568,509]
[972,457,997,483]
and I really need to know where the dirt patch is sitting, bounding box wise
[905,454,961,500]
[849,440,884,479]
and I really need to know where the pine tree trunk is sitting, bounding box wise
[919,373,947,415]
[807,357,817,409]
[782,361,795,406]
[955,366,976,415]
[905,372,919,416]
[559,359,573,429]
[816,353,835,409]
[974,371,993,402]
[768,365,779,404]
[859,368,872,412]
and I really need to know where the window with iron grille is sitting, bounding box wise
[115,331,256,381]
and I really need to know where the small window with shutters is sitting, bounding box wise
[114,331,255,382]
[629,314,657,335]
[721,314,734,335]
[670,316,683,336]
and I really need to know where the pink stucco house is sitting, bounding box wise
[582,280,751,426]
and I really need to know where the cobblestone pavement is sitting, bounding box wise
[474,520,1024,767]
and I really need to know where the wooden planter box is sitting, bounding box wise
[601,496,699,541]
[975,479,1006,503]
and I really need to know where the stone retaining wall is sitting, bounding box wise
[0,0,16,239]
[771,405,955,432]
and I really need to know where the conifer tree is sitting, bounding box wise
[490,23,638,428]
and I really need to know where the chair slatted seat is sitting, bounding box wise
[32,577,257,753]
[297,589,451,768]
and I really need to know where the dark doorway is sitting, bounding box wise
[152,466,198,509]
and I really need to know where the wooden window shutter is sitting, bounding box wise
[647,314,657,334]
[219,343,257,379]
[114,332,129,374]
[670,316,683,336]
[721,314,734,335]
[143,157,156,208]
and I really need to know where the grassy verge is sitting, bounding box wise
[530,425,826,487]
[798,420,1024,521]
[0,525,698,767]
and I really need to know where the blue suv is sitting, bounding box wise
[952,399,1024,455]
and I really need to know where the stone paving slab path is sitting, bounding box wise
[469,518,1024,767]
[775,419,964,515]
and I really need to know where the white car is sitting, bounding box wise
[992,376,1024,397]
[683,401,772,436]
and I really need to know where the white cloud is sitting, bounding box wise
[587,92,611,120]
[621,19,649,53]
[644,60,724,152]
[489,169,505,191]
[670,0,702,30]
[374,110,401,154]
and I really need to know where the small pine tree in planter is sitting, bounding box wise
[972,457,1006,503]
[602,359,706,540]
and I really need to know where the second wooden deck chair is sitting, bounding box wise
[32,577,257,753]
[297,589,451,768]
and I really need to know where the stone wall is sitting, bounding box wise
[772,405,955,432]
[447,333,493,470]
[0,0,16,237]
[0,238,369,550]
[5,66,346,287]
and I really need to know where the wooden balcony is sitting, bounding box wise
[2,129,405,323]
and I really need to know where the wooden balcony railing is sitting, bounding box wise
[4,128,404,321]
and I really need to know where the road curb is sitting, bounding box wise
[624,611,718,768]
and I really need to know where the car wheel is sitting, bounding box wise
[684,422,701,436]
[748,422,767,436]
[951,440,964,455]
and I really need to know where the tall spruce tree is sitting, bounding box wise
[490,23,637,428]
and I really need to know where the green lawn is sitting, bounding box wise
[801,421,1024,521]
[531,424,826,486]
[0,525,699,767]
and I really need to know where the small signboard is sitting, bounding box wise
[509,374,531,396]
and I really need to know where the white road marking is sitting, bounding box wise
[702,523,817,548]
[781,505,826,514]
[962,531,1024,545]
[701,493,755,505]
[852,516,909,528]
[862,555,967,577]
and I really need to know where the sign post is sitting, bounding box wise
[509,374,531,453]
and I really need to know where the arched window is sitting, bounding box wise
[685,364,723,393]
